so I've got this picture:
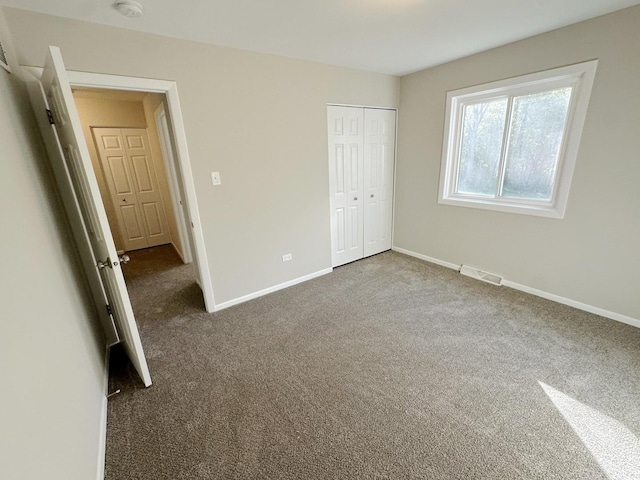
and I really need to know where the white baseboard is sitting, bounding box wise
[214,268,333,312]
[171,241,188,265]
[502,279,640,329]
[392,246,640,330]
[392,246,461,271]
[96,346,110,480]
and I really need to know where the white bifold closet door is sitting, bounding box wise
[328,106,396,267]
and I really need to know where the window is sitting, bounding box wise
[438,61,598,218]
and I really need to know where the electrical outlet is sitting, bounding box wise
[282,253,292,262]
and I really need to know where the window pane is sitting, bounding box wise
[501,87,572,200]
[456,98,508,196]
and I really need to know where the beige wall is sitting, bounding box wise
[1,6,637,479]
[395,6,640,320]
[74,95,146,250]
[3,7,400,305]
[0,12,107,479]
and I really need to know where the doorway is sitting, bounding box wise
[71,86,202,312]
[26,47,220,386]
[55,68,216,313]
[74,89,181,253]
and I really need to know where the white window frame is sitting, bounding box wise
[438,60,598,219]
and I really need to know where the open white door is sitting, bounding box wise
[26,80,119,348]
[37,46,152,387]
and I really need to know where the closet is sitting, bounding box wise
[327,106,397,267]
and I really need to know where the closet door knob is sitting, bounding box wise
[354,196,358,201]
[370,194,374,198]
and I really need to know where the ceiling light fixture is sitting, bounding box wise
[114,0,143,18]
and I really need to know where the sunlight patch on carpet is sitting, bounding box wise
[539,381,640,480]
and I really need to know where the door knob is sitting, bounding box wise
[370,194,374,198]
[354,196,358,201]
[119,254,131,264]
[97,258,113,269]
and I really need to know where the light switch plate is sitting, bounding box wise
[211,171,221,186]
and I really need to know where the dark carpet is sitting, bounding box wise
[105,245,640,479]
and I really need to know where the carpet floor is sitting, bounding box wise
[105,246,640,479]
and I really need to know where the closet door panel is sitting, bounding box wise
[364,109,396,257]
[328,106,364,267]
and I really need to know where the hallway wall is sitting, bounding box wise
[75,92,180,254]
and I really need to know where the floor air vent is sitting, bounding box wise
[0,39,9,72]
[459,265,503,286]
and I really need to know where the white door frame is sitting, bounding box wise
[24,66,216,312]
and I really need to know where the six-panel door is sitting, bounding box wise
[328,106,396,268]
[328,106,365,267]
[94,127,171,251]
[41,46,152,387]
[364,108,396,257]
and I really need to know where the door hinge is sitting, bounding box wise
[106,304,113,316]
[46,109,55,125]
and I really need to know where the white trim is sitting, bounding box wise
[96,346,110,480]
[327,103,398,112]
[21,66,216,312]
[69,71,174,93]
[96,398,107,480]
[502,280,640,329]
[170,242,187,264]
[154,102,193,264]
[391,109,399,252]
[438,60,598,219]
[393,246,640,329]
[392,246,461,271]
[172,242,186,264]
[214,268,333,312]
[162,82,216,312]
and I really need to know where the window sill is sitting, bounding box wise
[438,196,565,219]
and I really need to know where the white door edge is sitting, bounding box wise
[154,103,193,264]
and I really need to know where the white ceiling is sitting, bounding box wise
[2,0,639,75]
